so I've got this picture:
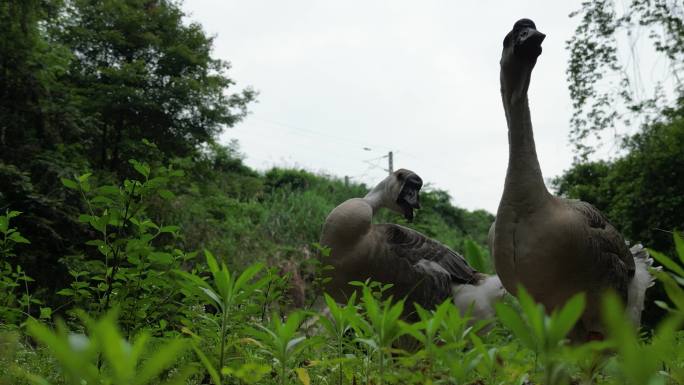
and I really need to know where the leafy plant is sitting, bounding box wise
[496,287,586,385]
[463,237,491,274]
[401,301,450,382]
[249,311,319,385]
[176,250,266,383]
[438,302,483,384]
[317,292,360,385]
[353,282,407,385]
[0,210,30,258]
[651,231,684,314]
[0,210,38,324]
[601,293,666,385]
[58,162,188,333]
[22,311,191,385]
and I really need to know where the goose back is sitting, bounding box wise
[323,218,480,318]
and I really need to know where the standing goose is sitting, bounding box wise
[490,19,656,339]
[321,169,505,321]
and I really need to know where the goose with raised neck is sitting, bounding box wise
[490,19,657,340]
[321,169,505,321]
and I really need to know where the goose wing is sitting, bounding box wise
[371,224,479,313]
[568,200,635,300]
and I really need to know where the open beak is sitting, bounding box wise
[397,173,423,222]
[514,27,545,59]
[401,193,420,221]
[401,202,418,222]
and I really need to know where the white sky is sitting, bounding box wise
[182,1,584,213]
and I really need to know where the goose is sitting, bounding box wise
[489,19,656,340]
[320,169,505,322]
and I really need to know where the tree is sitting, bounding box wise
[0,0,74,160]
[553,104,684,253]
[567,0,684,159]
[0,0,256,302]
[55,0,256,172]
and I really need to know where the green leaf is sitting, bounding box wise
[159,189,175,200]
[495,302,536,350]
[77,173,92,183]
[234,263,264,293]
[93,316,132,381]
[91,196,114,205]
[129,159,151,178]
[295,367,311,385]
[9,231,30,244]
[21,372,51,385]
[674,231,684,266]
[192,342,221,385]
[39,307,52,319]
[170,169,185,177]
[159,225,180,234]
[97,185,121,196]
[204,249,220,275]
[61,178,78,190]
[516,286,544,341]
[549,292,585,345]
[78,214,96,223]
[135,339,186,385]
[650,249,684,277]
[199,287,223,309]
[464,238,487,273]
[148,252,173,265]
[355,337,378,351]
[0,216,7,233]
[653,270,684,311]
[56,288,75,296]
[27,319,97,381]
[286,336,307,354]
[229,362,270,384]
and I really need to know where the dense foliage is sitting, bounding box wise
[1,0,683,383]
[553,104,684,254]
[566,0,684,159]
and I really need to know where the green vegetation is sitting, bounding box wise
[566,0,684,159]
[1,0,684,383]
[1,187,684,384]
[553,108,684,254]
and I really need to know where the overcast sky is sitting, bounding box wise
[181,1,585,213]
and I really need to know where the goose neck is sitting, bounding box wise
[363,185,387,215]
[501,92,549,207]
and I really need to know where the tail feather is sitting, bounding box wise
[626,244,660,326]
[452,275,507,322]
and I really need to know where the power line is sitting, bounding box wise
[249,117,394,151]
[230,116,458,184]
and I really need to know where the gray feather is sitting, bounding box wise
[568,199,635,302]
[371,224,479,318]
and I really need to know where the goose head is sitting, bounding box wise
[366,169,423,221]
[500,19,545,99]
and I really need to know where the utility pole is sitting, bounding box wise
[388,151,393,175]
[344,175,349,187]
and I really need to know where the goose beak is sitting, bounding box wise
[514,27,545,59]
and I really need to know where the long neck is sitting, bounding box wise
[500,70,549,209]
[363,184,387,216]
